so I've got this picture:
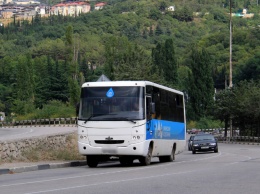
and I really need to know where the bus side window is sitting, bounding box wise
[150,102,155,114]
[146,97,153,120]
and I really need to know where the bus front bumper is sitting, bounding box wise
[78,141,149,156]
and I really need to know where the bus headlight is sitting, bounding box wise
[132,135,142,140]
[79,135,87,139]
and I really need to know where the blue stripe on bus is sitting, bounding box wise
[146,119,185,140]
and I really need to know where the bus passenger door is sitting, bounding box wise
[146,96,154,139]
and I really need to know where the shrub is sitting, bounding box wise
[15,100,75,120]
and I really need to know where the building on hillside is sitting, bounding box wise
[167,6,175,12]
[232,8,254,18]
[94,2,106,10]
[1,10,13,18]
[14,0,40,5]
[50,1,91,16]
[1,0,12,4]
[241,8,254,18]
[35,6,46,15]
[15,8,37,20]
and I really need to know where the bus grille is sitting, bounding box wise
[95,140,124,144]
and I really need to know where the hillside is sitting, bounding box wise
[0,0,259,128]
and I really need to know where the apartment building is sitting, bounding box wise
[50,1,91,16]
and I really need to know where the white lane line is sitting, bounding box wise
[24,170,196,194]
[223,152,252,165]
[23,152,254,194]
[0,152,222,188]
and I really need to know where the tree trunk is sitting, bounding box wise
[224,118,228,138]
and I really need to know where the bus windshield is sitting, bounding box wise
[78,86,145,121]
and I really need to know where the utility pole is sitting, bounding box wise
[229,0,233,139]
[229,2,232,89]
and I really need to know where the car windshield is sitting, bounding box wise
[78,86,145,121]
[194,135,215,141]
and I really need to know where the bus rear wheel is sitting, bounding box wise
[87,156,99,167]
[159,146,175,162]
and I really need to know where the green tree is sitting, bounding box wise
[34,55,50,107]
[16,55,35,102]
[103,36,131,80]
[114,43,156,81]
[0,86,13,115]
[164,39,178,86]
[68,78,80,107]
[187,46,214,121]
[152,42,164,76]
[233,80,260,136]
[159,1,168,11]
[235,51,260,82]
[173,6,193,22]
[0,56,16,85]
[64,26,81,105]
[155,25,163,36]
[152,39,178,86]
[149,8,161,20]
[213,89,235,137]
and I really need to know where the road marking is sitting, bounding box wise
[24,170,197,194]
[22,152,256,194]
[0,152,222,188]
[223,152,252,165]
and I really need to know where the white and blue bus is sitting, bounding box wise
[78,81,186,167]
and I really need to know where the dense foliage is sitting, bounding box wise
[0,0,259,135]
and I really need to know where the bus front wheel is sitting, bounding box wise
[139,146,152,166]
[87,156,99,167]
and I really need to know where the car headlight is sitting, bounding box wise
[210,143,216,146]
[193,144,199,146]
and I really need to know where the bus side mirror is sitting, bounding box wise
[150,102,155,114]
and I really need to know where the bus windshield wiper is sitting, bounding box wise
[113,117,136,124]
[84,114,94,123]
[83,114,106,123]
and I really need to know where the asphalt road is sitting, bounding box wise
[0,126,77,141]
[0,143,259,194]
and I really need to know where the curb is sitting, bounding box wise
[0,161,87,175]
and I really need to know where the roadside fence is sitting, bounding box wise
[0,118,77,128]
[217,136,260,144]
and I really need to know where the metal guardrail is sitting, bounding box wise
[0,117,77,127]
[217,136,260,143]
